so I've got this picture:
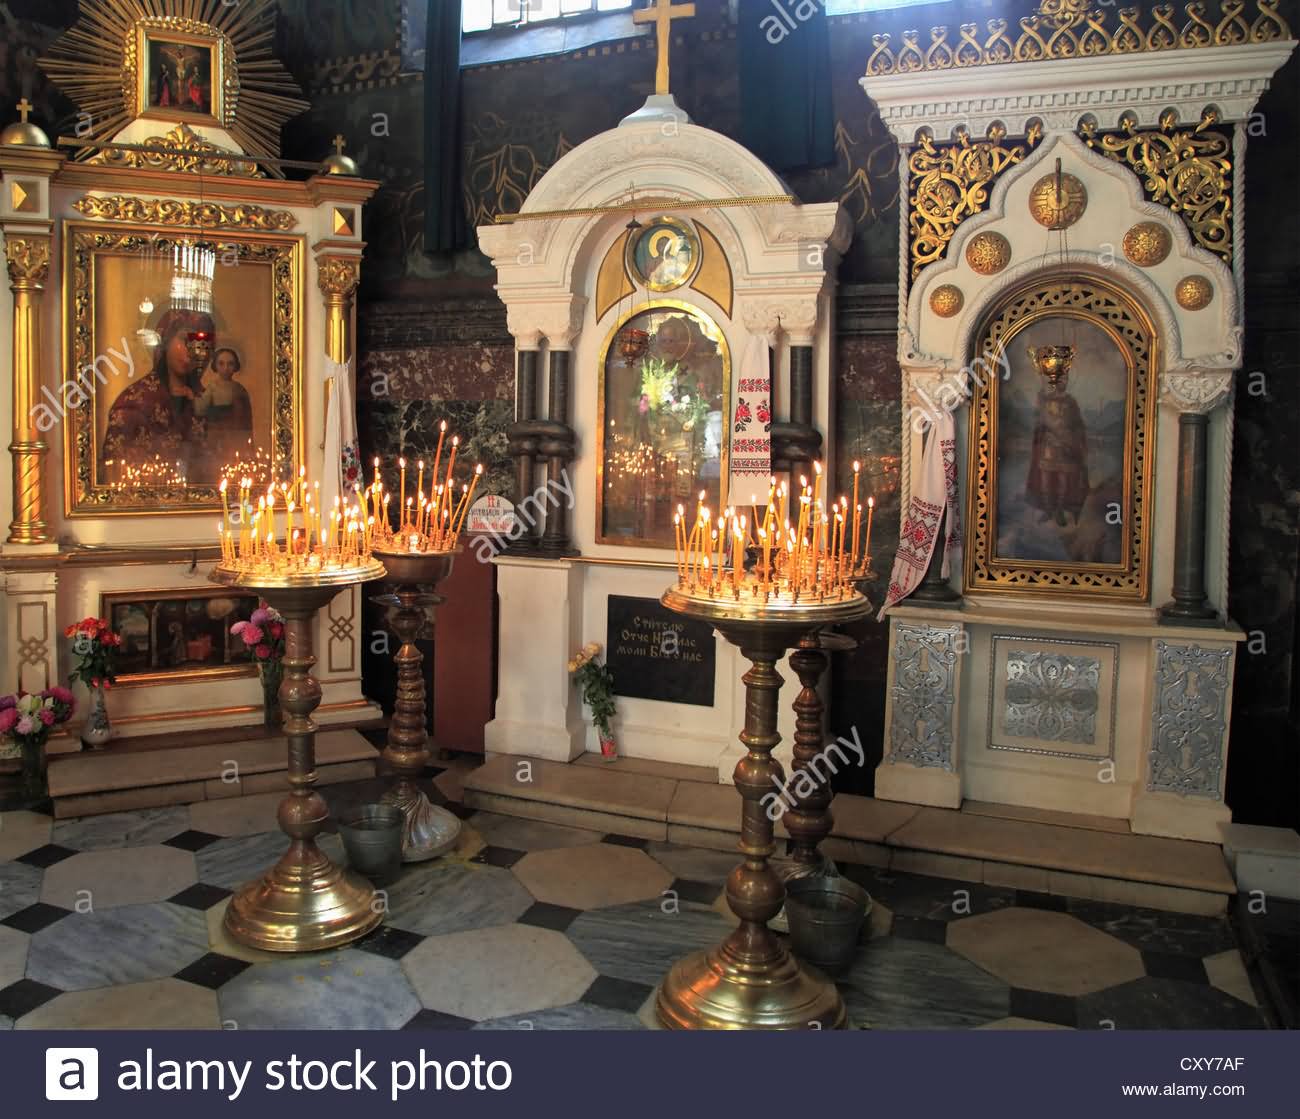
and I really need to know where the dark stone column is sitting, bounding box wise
[506,348,540,553]
[1160,411,1217,624]
[538,349,577,557]
[771,343,822,477]
[909,505,962,604]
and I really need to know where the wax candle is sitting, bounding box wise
[864,496,874,570]
[399,457,407,529]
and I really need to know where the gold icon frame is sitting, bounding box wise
[625,215,703,293]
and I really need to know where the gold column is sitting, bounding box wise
[5,234,51,544]
[316,254,360,365]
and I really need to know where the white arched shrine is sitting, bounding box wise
[477,114,850,779]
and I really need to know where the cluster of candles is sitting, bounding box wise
[672,461,874,603]
[368,422,483,554]
[105,456,187,490]
[216,467,377,572]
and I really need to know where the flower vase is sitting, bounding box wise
[81,683,112,749]
[260,660,283,732]
[599,728,618,761]
[20,739,45,802]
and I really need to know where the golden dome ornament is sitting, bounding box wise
[966,232,1011,276]
[929,284,964,318]
[1123,222,1172,267]
[319,134,359,177]
[0,98,51,148]
[1028,162,1087,230]
[1175,275,1214,311]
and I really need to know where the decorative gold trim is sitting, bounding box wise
[1175,274,1214,309]
[865,0,1292,76]
[6,234,52,544]
[10,180,40,213]
[64,222,303,517]
[595,229,636,324]
[99,585,259,688]
[1028,168,1088,229]
[39,1,308,177]
[317,254,361,366]
[72,194,296,231]
[1122,221,1173,266]
[86,123,261,178]
[965,272,1156,601]
[930,284,964,318]
[595,298,731,551]
[1080,111,1233,263]
[966,231,1012,275]
[624,215,703,293]
[908,123,1041,280]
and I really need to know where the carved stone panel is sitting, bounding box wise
[887,621,962,771]
[1148,640,1233,799]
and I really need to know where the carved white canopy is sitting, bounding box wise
[476,120,851,349]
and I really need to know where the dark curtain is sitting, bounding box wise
[424,0,467,253]
[736,0,834,173]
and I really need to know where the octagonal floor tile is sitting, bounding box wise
[403,924,595,1021]
[52,806,190,851]
[473,1002,645,1030]
[947,908,1145,997]
[0,924,30,989]
[470,812,602,853]
[194,832,290,891]
[17,978,220,1030]
[203,899,293,966]
[188,793,282,838]
[1204,949,1258,1007]
[645,843,740,885]
[0,861,43,921]
[977,1016,1073,1030]
[513,844,673,910]
[41,845,196,910]
[26,902,209,991]
[382,860,532,938]
[840,937,1010,1029]
[567,898,731,988]
[1066,899,1237,958]
[219,949,420,1029]
[0,810,52,860]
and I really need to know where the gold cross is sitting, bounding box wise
[633,0,696,97]
[16,98,33,123]
[333,133,346,155]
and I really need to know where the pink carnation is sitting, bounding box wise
[44,685,74,704]
[38,707,55,726]
[241,624,265,646]
[255,644,272,660]
[230,621,248,637]
[15,715,34,736]
[0,707,17,733]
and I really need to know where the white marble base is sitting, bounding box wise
[874,761,961,809]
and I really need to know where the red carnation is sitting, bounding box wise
[255,644,272,660]
[269,622,284,640]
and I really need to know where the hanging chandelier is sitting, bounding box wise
[170,238,216,314]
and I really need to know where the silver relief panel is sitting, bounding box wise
[887,622,962,771]
[1148,641,1233,799]
[1003,650,1101,744]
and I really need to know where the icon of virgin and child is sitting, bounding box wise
[101,308,255,486]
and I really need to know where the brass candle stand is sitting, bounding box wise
[211,558,386,953]
[656,585,871,1030]
[370,547,463,862]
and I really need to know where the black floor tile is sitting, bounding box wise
[582,975,654,1014]
[1015,890,1069,912]
[1142,950,1209,984]
[168,883,232,911]
[354,925,424,961]
[471,845,525,869]
[163,830,223,853]
[517,902,582,933]
[1009,986,1078,1028]
[601,834,649,849]
[891,915,949,944]
[403,1008,474,1030]
[15,843,78,869]
[670,878,721,906]
[1,903,71,934]
[1077,976,1266,1030]
[174,953,250,990]
[0,978,62,1019]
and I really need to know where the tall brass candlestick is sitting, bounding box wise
[656,586,869,1029]
[211,560,386,952]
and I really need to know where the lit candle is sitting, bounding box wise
[851,460,862,569]
[454,465,484,539]
[864,496,874,571]
[219,478,230,542]
[415,460,425,531]
[430,421,448,502]
[443,436,460,506]
[398,457,407,529]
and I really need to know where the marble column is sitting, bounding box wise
[538,348,577,557]
[5,234,50,544]
[506,344,541,553]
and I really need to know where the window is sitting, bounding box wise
[462,0,634,34]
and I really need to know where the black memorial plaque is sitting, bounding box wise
[605,594,715,707]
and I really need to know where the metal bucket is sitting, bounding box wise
[338,803,404,885]
[784,874,871,976]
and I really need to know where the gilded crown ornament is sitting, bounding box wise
[929,284,964,318]
[1028,164,1087,229]
[1123,222,1173,267]
[966,231,1012,275]
[1175,274,1214,310]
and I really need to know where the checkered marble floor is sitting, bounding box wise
[0,768,1268,1030]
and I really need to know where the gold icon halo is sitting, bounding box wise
[1028,169,1088,229]
[966,231,1012,275]
[1175,274,1214,310]
[930,284,964,318]
[1123,222,1173,267]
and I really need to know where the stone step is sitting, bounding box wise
[47,729,378,819]
[463,754,1236,915]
